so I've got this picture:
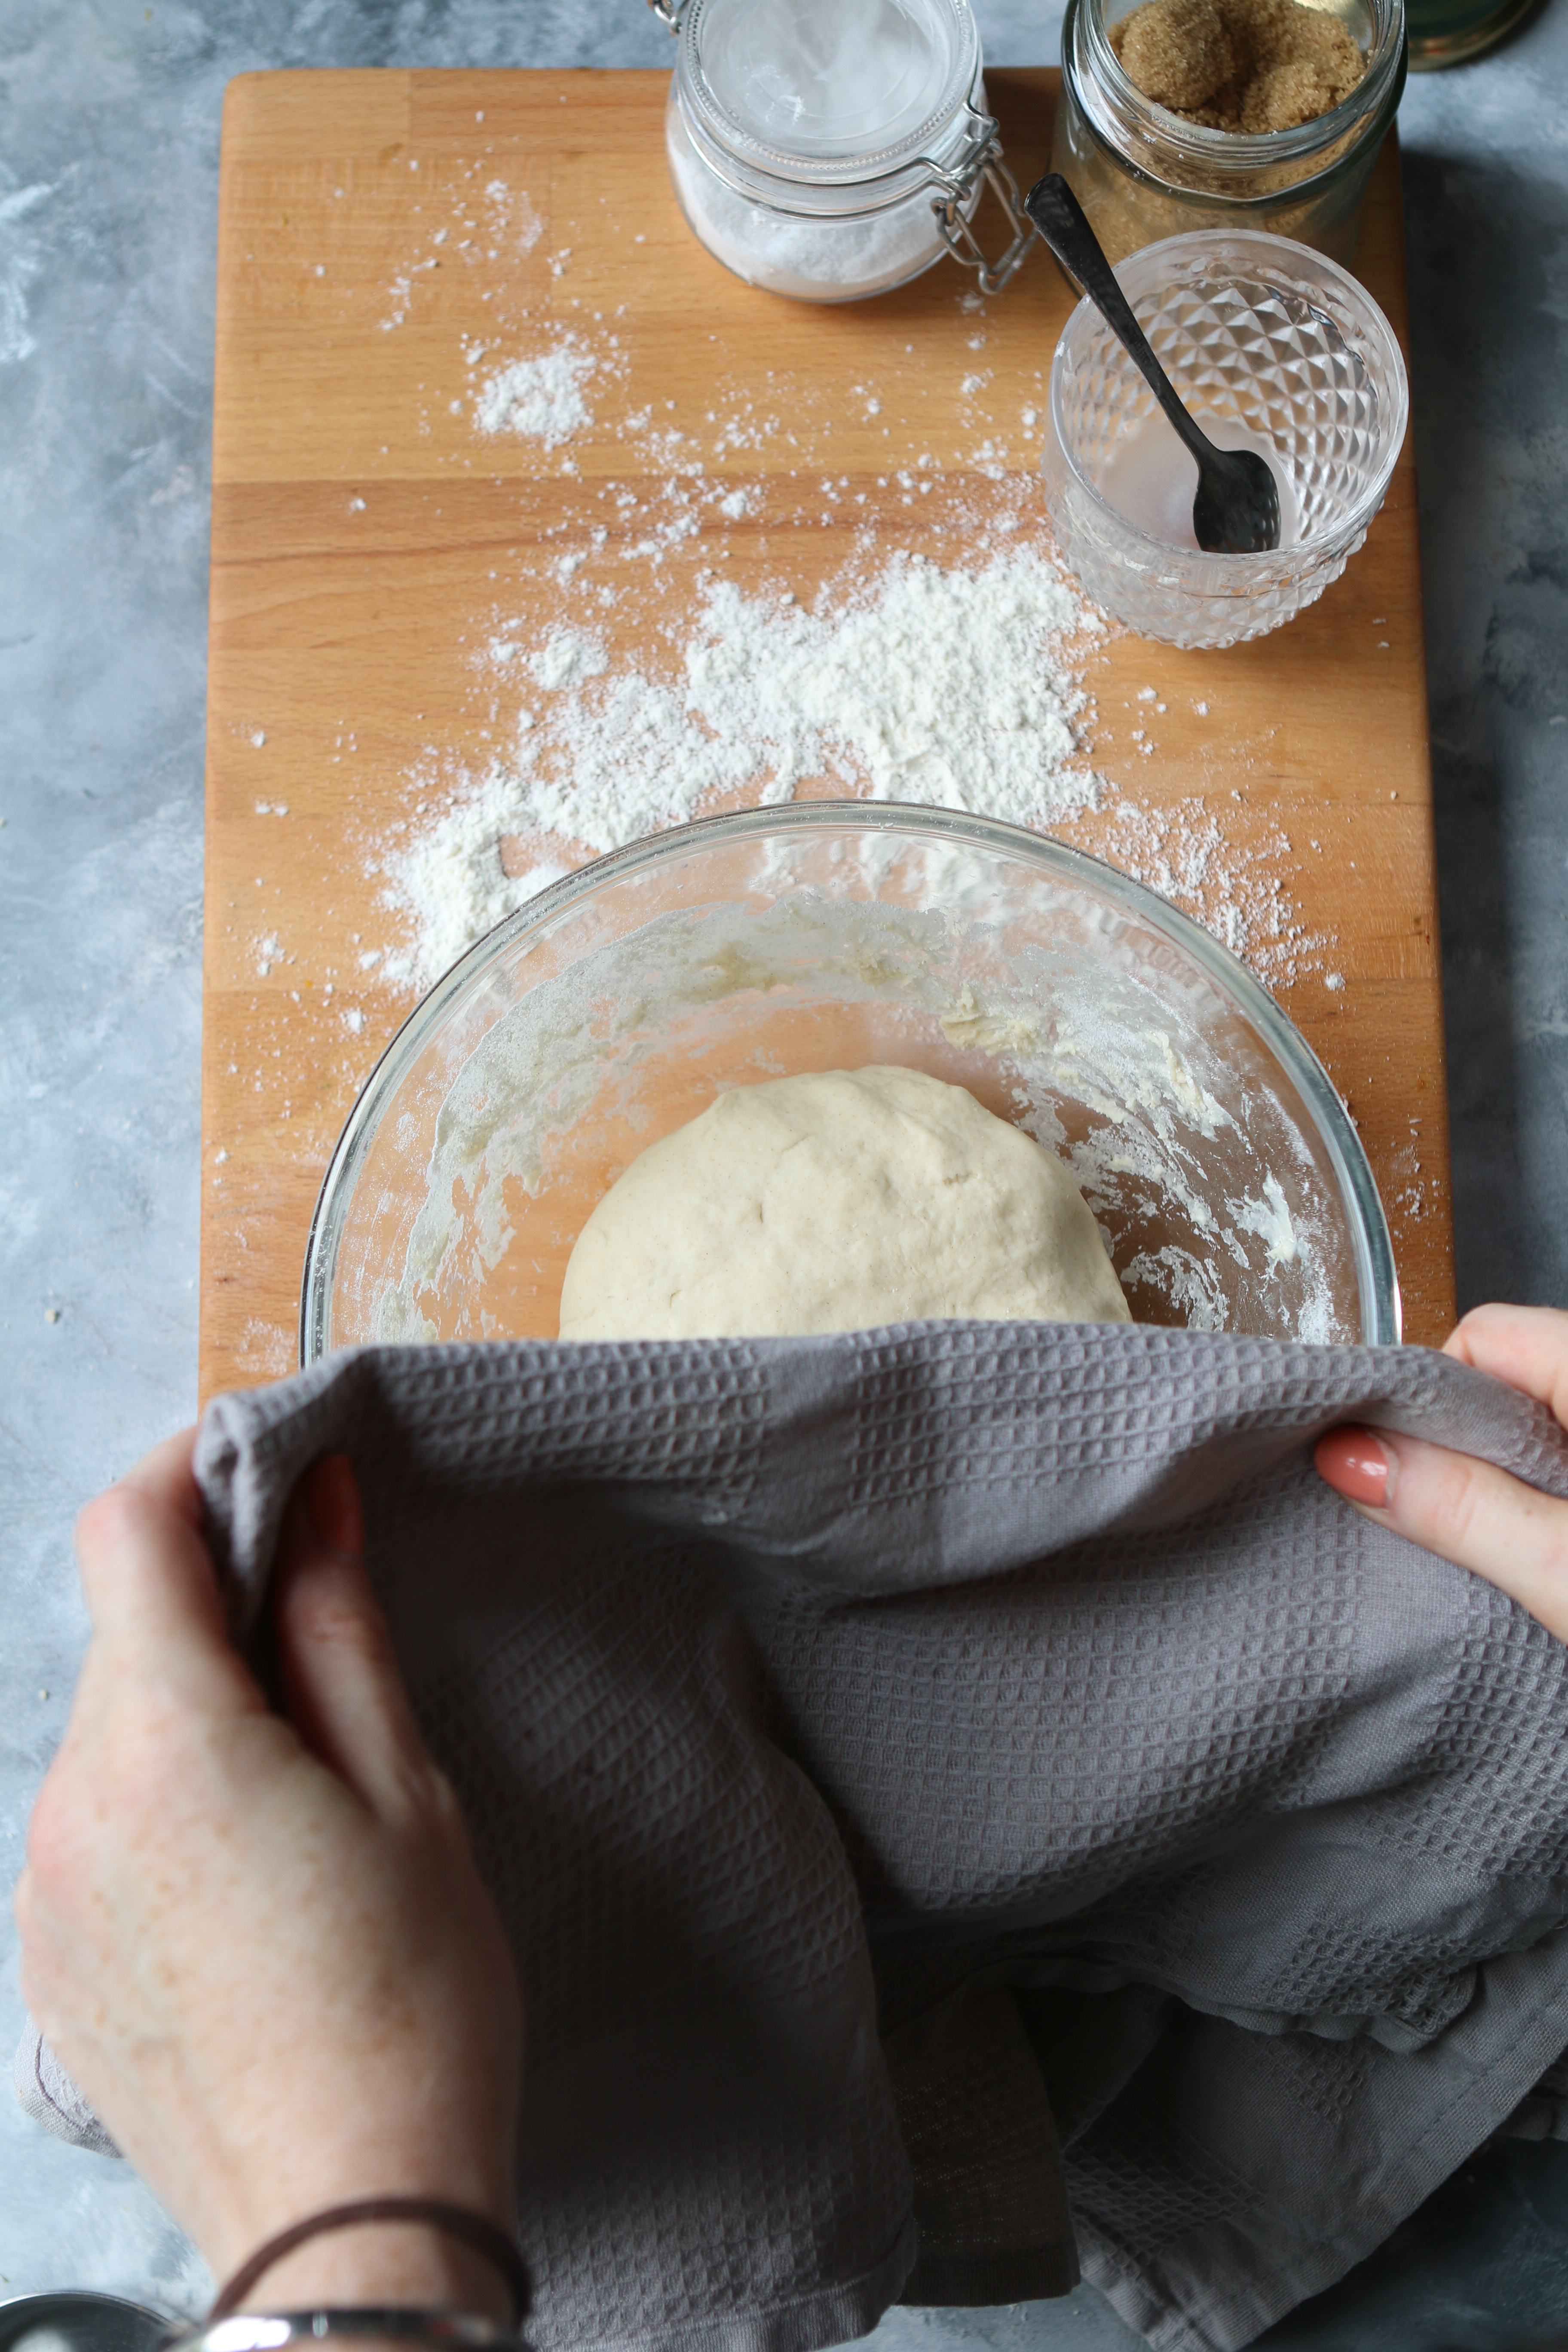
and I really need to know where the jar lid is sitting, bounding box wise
[681,0,981,185]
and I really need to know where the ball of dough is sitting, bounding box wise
[558,1065,1131,1341]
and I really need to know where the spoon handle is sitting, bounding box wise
[1023,175,1216,472]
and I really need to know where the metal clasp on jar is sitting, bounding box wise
[916,100,1037,297]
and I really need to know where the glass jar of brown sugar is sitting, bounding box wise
[1050,0,1407,267]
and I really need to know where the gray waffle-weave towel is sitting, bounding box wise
[21,1324,1568,2352]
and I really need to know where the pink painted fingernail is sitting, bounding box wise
[306,1453,364,1557]
[1315,1428,1393,1507]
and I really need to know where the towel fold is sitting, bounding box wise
[21,1324,1568,2352]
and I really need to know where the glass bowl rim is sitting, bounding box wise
[300,799,1401,1367]
[1047,227,1410,572]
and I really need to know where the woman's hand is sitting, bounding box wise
[14,1433,522,2312]
[1316,1302,1568,1644]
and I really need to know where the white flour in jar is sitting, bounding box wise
[668,130,950,300]
[667,0,975,299]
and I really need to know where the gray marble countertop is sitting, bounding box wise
[3,0,1567,2327]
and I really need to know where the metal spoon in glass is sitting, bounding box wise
[1024,174,1281,556]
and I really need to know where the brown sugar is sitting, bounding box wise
[1111,0,1367,132]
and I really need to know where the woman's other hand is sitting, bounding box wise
[1316,1303,1568,1644]
[14,1432,521,2310]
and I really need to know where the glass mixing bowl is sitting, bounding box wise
[301,804,1399,1362]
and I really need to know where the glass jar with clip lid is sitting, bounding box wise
[647,0,1038,303]
[1050,0,1407,267]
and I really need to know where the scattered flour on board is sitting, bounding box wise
[481,178,543,255]
[381,175,542,329]
[351,271,1331,1007]
[375,546,1105,990]
[377,771,572,989]
[1098,798,1329,990]
[473,337,600,447]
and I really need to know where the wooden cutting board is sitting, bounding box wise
[201,66,1452,1403]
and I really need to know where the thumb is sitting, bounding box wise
[74,1440,259,1718]
[273,1455,442,1823]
